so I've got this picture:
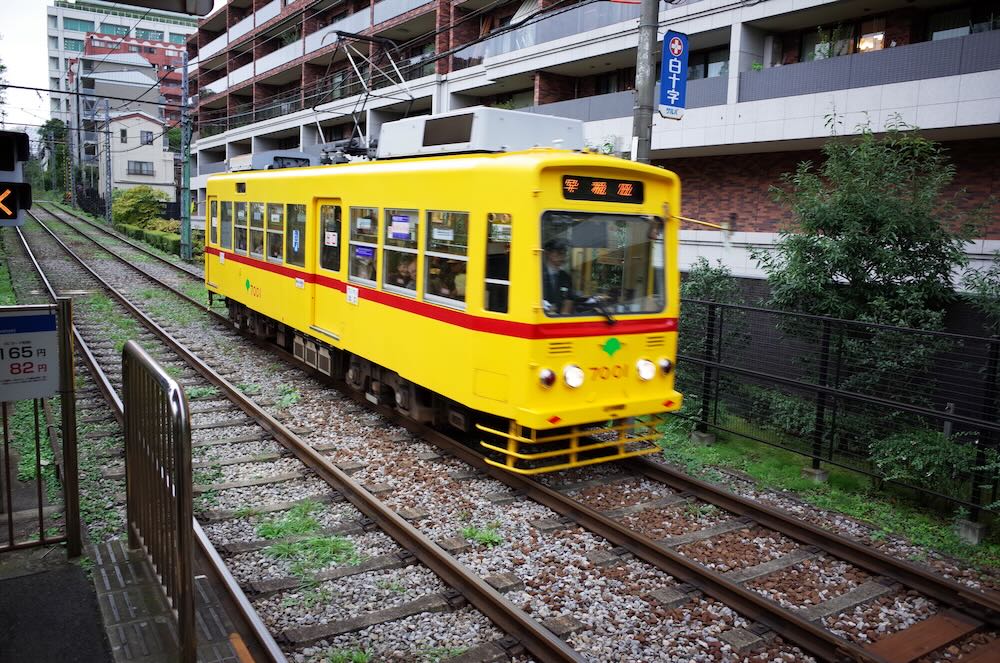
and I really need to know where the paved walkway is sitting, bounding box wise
[0,540,245,663]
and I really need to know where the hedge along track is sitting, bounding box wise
[22,209,582,662]
[35,204,1000,661]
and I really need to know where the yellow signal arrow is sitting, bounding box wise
[0,189,11,216]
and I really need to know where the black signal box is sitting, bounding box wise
[0,131,32,227]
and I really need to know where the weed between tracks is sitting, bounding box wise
[460,523,503,547]
[658,418,1000,570]
[257,500,322,539]
[326,649,371,663]
[266,536,362,579]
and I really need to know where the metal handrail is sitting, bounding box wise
[122,340,194,662]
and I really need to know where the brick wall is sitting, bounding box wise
[533,71,577,105]
[658,138,1000,238]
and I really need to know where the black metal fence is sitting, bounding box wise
[676,299,1000,518]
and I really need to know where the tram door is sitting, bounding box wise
[312,199,345,345]
[205,196,219,289]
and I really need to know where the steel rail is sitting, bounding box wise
[28,211,583,662]
[37,202,203,279]
[19,213,287,663]
[349,399,889,663]
[627,457,1000,625]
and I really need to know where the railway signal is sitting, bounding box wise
[0,131,32,227]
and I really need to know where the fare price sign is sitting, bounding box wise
[0,307,60,402]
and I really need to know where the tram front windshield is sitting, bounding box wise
[541,211,665,318]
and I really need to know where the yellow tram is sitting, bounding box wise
[205,109,682,473]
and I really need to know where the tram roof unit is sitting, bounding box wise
[375,107,586,159]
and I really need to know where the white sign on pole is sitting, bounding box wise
[0,306,60,401]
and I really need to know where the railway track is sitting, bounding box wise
[27,202,1000,662]
[20,207,580,662]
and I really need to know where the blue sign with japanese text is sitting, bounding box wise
[659,30,689,120]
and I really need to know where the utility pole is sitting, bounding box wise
[104,99,112,224]
[180,50,192,261]
[71,74,80,207]
[632,0,659,164]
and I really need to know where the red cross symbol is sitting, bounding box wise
[669,37,684,56]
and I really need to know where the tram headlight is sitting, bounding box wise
[539,368,556,388]
[563,364,585,389]
[658,358,674,375]
[636,359,657,381]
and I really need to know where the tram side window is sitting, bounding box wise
[220,201,233,250]
[485,213,512,313]
[425,210,469,307]
[286,204,306,268]
[319,205,341,272]
[234,202,248,255]
[249,202,264,258]
[209,200,218,245]
[266,203,284,263]
[349,207,378,284]
[383,208,418,296]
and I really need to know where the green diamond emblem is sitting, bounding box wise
[602,337,622,357]
[245,278,251,291]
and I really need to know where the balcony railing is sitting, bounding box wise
[373,0,432,26]
[199,160,226,175]
[229,13,254,41]
[305,11,372,54]
[256,39,303,77]
[739,29,1000,103]
[254,91,303,122]
[230,61,254,86]
[201,32,227,59]
[256,0,280,25]
[453,2,640,70]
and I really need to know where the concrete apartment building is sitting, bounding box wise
[47,0,197,124]
[187,0,999,275]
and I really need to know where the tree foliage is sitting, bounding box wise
[963,251,1000,333]
[112,185,167,228]
[754,119,978,330]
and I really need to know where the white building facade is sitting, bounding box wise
[98,112,177,202]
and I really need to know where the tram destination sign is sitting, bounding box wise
[562,176,644,204]
[0,306,60,401]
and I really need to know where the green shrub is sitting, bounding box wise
[117,223,182,256]
[869,429,977,490]
[111,186,167,228]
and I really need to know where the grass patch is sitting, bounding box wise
[326,649,371,663]
[275,384,300,409]
[185,385,219,399]
[257,500,322,540]
[658,418,1000,570]
[83,294,139,353]
[419,648,467,662]
[265,535,362,579]
[460,524,503,547]
[5,400,61,502]
[0,248,15,304]
[237,382,262,396]
[376,579,407,593]
[135,286,202,327]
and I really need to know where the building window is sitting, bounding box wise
[135,28,164,41]
[64,38,85,52]
[802,25,854,61]
[929,8,972,41]
[382,208,418,296]
[120,129,127,143]
[50,78,60,92]
[48,36,58,50]
[141,130,153,145]
[687,48,729,80]
[100,23,130,37]
[169,33,186,44]
[49,56,59,71]
[127,161,154,176]
[425,211,468,308]
[63,18,95,33]
[857,18,886,52]
[594,67,636,95]
[209,200,218,244]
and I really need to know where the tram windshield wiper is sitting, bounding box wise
[585,297,617,325]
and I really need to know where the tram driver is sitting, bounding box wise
[542,239,575,315]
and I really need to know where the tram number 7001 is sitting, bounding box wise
[590,365,626,380]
